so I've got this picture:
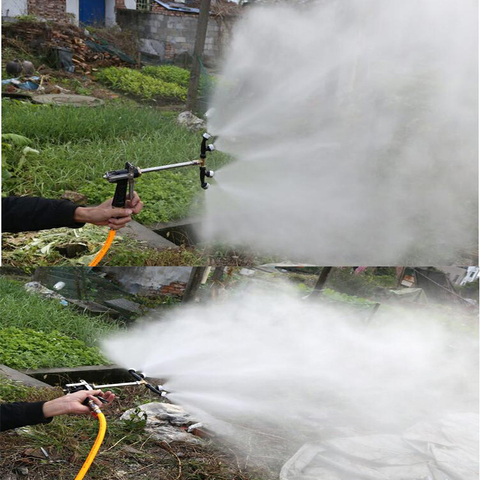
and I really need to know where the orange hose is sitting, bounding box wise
[89,229,116,267]
[74,412,107,480]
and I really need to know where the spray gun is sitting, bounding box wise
[103,133,216,207]
[63,369,168,401]
[65,369,166,480]
[89,133,216,267]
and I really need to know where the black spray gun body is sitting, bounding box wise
[104,133,216,208]
[63,369,168,407]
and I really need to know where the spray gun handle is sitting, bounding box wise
[112,162,136,208]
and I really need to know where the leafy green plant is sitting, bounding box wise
[0,327,108,369]
[142,65,190,87]
[96,67,187,102]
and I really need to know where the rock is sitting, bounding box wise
[177,111,205,131]
[121,402,205,445]
[22,61,35,76]
[6,60,22,76]
[61,191,88,204]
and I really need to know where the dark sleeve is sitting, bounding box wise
[2,196,85,233]
[0,402,53,432]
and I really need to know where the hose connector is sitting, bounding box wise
[87,399,102,415]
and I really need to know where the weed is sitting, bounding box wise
[0,326,107,369]
[0,276,121,346]
[143,65,190,87]
[96,66,187,102]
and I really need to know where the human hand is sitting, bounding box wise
[42,390,115,418]
[74,192,143,230]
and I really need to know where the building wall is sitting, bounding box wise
[66,0,79,24]
[116,8,231,63]
[5,0,116,25]
[106,0,116,26]
[27,0,69,22]
[2,0,28,17]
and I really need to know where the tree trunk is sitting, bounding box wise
[186,0,212,112]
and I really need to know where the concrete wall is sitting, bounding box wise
[106,0,116,26]
[2,0,28,17]
[117,9,231,63]
[66,0,79,24]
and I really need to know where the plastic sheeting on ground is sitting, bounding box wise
[280,413,478,480]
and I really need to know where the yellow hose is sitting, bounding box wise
[89,229,116,267]
[74,412,107,480]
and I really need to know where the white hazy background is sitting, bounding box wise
[202,0,478,264]
[103,286,478,460]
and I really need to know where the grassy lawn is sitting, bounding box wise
[2,101,231,225]
[0,276,120,369]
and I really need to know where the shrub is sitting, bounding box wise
[0,327,108,370]
[97,67,187,102]
[142,65,190,87]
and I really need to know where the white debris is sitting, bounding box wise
[121,402,205,444]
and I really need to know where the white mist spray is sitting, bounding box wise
[103,286,478,472]
[201,0,478,264]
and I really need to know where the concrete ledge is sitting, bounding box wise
[20,365,130,386]
[0,364,52,388]
[121,220,179,250]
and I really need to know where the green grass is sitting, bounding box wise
[0,327,107,369]
[96,66,187,102]
[2,102,230,225]
[0,276,120,346]
[142,65,190,87]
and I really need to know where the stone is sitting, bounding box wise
[177,111,205,131]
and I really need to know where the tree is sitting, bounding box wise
[186,0,212,112]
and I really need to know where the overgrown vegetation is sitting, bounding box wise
[97,66,187,102]
[0,276,119,346]
[1,224,268,266]
[0,327,107,369]
[0,377,275,480]
[325,267,397,297]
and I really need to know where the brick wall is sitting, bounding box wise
[159,281,187,297]
[28,0,69,22]
[116,8,234,63]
